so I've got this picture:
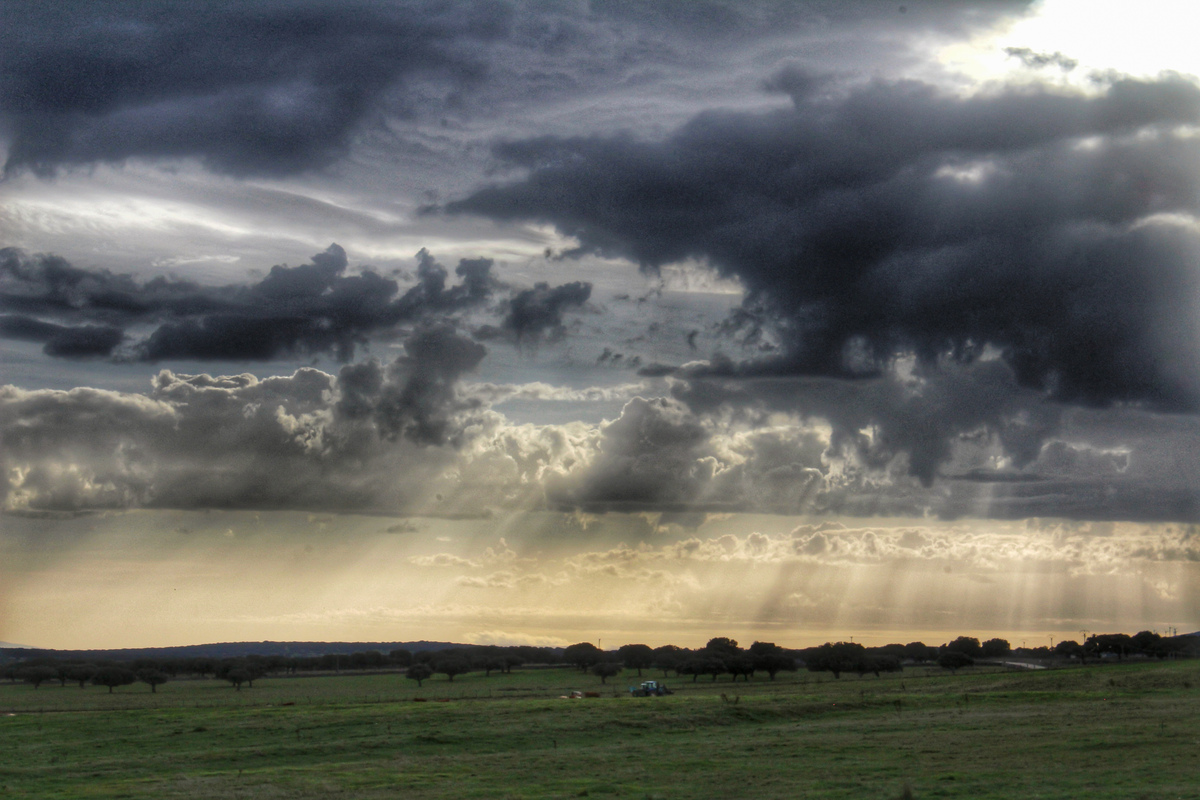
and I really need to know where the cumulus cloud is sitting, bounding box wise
[0,321,501,512]
[8,364,1200,521]
[545,396,723,512]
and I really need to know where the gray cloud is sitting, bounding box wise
[0,2,1031,177]
[447,72,1200,413]
[0,323,492,513]
[675,356,1063,486]
[546,396,719,512]
[474,281,592,344]
[0,244,499,362]
[0,315,124,358]
[342,323,488,446]
[7,363,1200,521]
[1004,46,1078,72]
[0,1,509,176]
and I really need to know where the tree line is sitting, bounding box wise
[3,630,1194,691]
[0,644,556,692]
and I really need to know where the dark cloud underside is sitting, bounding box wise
[0,244,504,362]
[0,1,1031,176]
[448,73,1200,412]
[0,1,509,176]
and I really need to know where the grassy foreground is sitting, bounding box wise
[1,660,1198,799]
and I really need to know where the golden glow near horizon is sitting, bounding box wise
[2,509,1194,650]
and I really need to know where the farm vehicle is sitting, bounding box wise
[628,680,673,697]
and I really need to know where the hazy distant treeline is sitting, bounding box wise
[3,631,1195,691]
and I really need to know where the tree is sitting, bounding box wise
[54,663,73,687]
[945,637,981,657]
[138,669,170,693]
[223,668,252,690]
[749,642,796,680]
[217,659,265,688]
[980,638,1011,658]
[695,654,727,682]
[186,657,218,678]
[618,644,654,676]
[92,667,137,693]
[725,654,755,681]
[592,662,623,684]
[864,654,903,677]
[1055,640,1085,662]
[389,649,413,668]
[65,663,97,689]
[406,663,433,687]
[471,646,506,677]
[937,652,973,673]
[652,645,686,677]
[349,650,386,670]
[804,642,867,679]
[1087,633,1134,661]
[903,642,937,662]
[563,642,603,671]
[677,657,703,683]
[1132,630,1162,655]
[432,655,471,682]
[18,665,58,689]
[703,638,740,658]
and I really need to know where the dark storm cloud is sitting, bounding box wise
[0,1,510,176]
[0,244,500,362]
[0,1,1031,176]
[474,281,592,344]
[0,315,124,358]
[447,73,1200,413]
[337,323,488,446]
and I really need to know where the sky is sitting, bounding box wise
[2,0,1199,651]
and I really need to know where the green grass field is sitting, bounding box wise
[1,660,1198,799]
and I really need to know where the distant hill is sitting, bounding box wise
[0,640,470,662]
[0,642,34,649]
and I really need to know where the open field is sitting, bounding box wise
[1,660,1198,799]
